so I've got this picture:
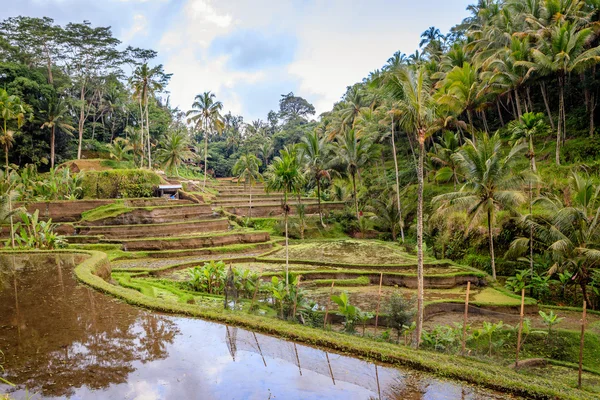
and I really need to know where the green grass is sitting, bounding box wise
[62,249,598,399]
[80,202,133,222]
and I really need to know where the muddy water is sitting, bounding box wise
[0,254,509,399]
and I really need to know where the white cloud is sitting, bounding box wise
[122,13,148,42]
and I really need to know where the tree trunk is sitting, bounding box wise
[352,172,360,222]
[50,125,55,169]
[4,145,8,171]
[317,178,325,227]
[249,187,253,219]
[77,82,85,160]
[488,208,496,280]
[467,109,475,142]
[391,115,405,242]
[415,129,425,348]
[145,94,151,169]
[8,192,14,249]
[497,100,505,127]
[556,75,564,165]
[481,110,489,133]
[590,92,596,138]
[284,191,289,291]
[139,98,145,167]
[540,82,555,130]
[514,89,523,119]
[203,123,209,189]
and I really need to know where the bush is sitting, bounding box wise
[81,169,162,198]
[562,137,600,163]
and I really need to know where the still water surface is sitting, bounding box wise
[0,254,510,399]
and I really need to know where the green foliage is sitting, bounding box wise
[81,169,161,198]
[385,293,416,342]
[539,310,564,339]
[13,210,65,249]
[331,291,361,333]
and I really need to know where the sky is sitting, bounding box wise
[0,0,473,121]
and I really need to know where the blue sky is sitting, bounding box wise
[0,0,473,121]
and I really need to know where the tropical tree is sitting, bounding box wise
[232,153,263,218]
[433,132,527,280]
[156,130,191,175]
[300,130,331,227]
[266,146,303,290]
[429,131,462,189]
[130,63,169,168]
[332,129,378,221]
[0,89,30,170]
[378,65,438,348]
[508,112,547,173]
[39,96,75,168]
[187,91,224,189]
[525,22,600,165]
[107,138,133,162]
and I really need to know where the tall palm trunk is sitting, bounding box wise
[391,115,405,242]
[496,100,505,127]
[284,190,289,291]
[249,181,253,219]
[467,109,475,142]
[540,82,555,131]
[487,208,496,280]
[352,171,359,221]
[139,98,145,167]
[514,89,523,119]
[203,120,209,189]
[50,125,55,168]
[8,189,15,249]
[317,177,325,227]
[415,129,425,348]
[77,82,85,159]
[145,91,151,169]
[556,74,565,165]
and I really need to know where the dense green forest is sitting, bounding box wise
[2,0,600,331]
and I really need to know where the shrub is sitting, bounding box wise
[81,169,161,198]
[385,293,416,343]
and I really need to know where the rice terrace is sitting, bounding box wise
[2,1,600,399]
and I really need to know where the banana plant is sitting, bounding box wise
[331,291,360,333]
[539,310,564,340]
[479,321,504,356]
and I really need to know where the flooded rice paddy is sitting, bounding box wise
[0,254,511,399]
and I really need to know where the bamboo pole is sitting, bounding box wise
[375,273,383,333]
[292,275,302,319]
[462,281,471,356]
[579,301,587,388]
[323,281,335,329]
[253,332,267,367]
[515,288,526,367]
[375,364,381,400]
[294,343,302,376]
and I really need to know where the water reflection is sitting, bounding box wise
[0,254,508,399]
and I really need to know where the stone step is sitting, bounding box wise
[75,218,230,239]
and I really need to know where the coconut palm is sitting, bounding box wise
[524,22,600,165]
[378,65,438,347]
[300,130,331,227]
[232,153,263,218]
[107,138,133,162]
[39,96,75,168]
[157,130,191,175]
[186,91,224,189]
[0,89,30,171]
[508,112,547,173]
[332,129,378,222]
[433,132,527,280]
[428,131,462,189]
[266,146,303,289]
[130,63,168,168]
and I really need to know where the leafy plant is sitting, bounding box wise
[539,310,564,341]
[331,291,361,333]
[385,293,415,343]
[14,210,65,249]
[478,321,504,356]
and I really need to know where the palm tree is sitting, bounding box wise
[508,112,547,174]
[232,153,262,218]
[525,22,600,165]
[108,138,133,162]
[378,65,437,347]
[266,147,303,290]
[157,130,191,176]
[40,96,75,168]
[433,132,527,280]
[130,63,167,168]
[0,89,30,171]
[521,171,600,307]
[332,129,378,222]
[300,130,331,227]
[429,131,462,189]
[187,91,224,189]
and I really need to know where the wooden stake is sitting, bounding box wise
[515,288,526,367]
[292,275,302,319]
[462,281,471,356]
[375,364,381,400]
[579,301,587,389]
[375,273,383,333]
[323,281,335,329]
[325,351,335,385]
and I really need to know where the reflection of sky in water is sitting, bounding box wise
[0,255,506,400]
